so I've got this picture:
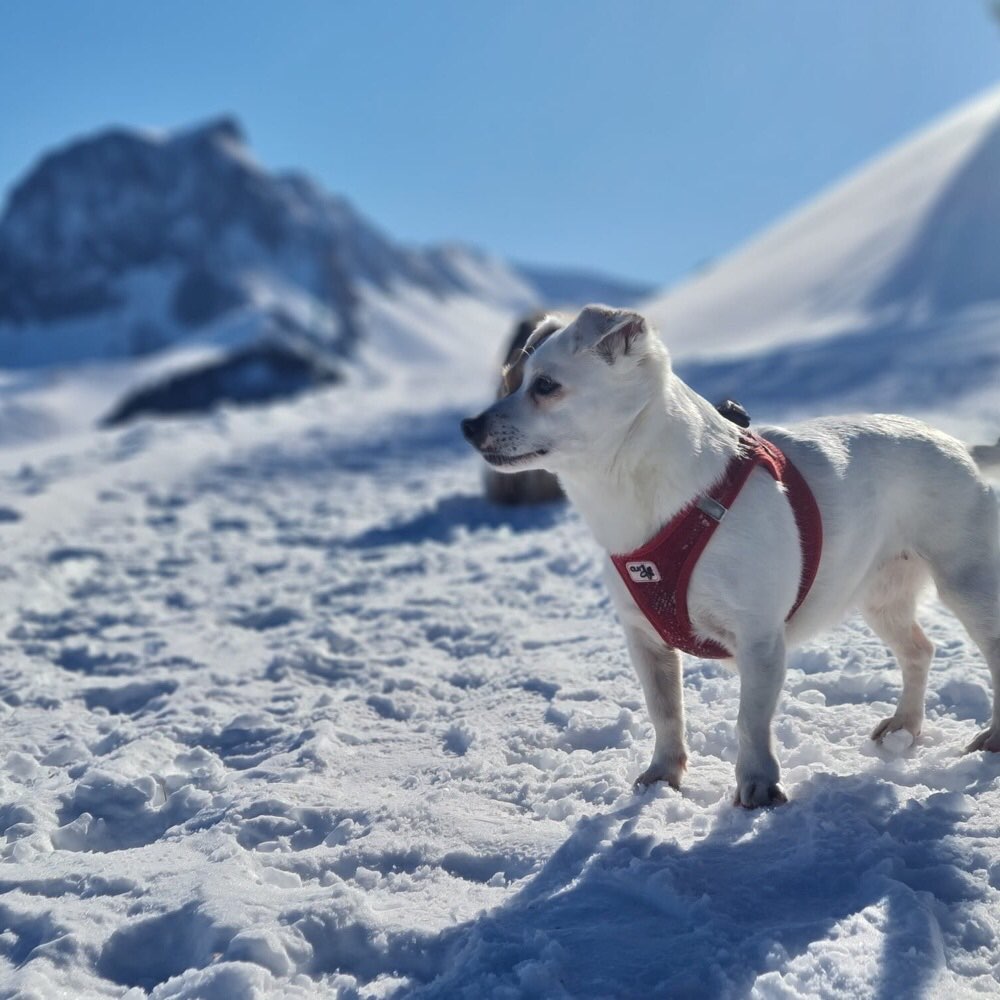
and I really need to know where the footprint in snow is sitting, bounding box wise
[230,606,303,631]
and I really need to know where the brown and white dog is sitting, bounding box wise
[462,305,1000,807]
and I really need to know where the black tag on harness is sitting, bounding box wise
[715,399,751,428]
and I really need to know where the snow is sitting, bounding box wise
[1,354,999,997]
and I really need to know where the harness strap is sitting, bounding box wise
[610,431,822,658]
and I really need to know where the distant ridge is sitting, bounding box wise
[0,117,648,431]
[0,116,644,372]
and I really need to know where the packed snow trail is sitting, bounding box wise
[1,384,999,998]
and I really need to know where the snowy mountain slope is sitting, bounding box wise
[1,119,349,367]
[0,116,552,367]
[0,119,647,443]
[1,366,999,997]
[680,309,1000,439]
[0,117,532,439]
[644,84,1000,416]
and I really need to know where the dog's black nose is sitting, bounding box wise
[461,414,487,447]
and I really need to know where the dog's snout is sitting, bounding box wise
[461,414,488,447]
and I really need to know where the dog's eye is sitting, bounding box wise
[531,375,560,397]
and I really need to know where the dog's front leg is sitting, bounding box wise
[734,631,788,808]
[624,625,688,789]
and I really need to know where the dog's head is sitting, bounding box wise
[461,305,668,474]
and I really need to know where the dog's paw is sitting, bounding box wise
[734,780,787,809]
[634,754,687,791]
[870,714,921,744]
[963,728,1000,754]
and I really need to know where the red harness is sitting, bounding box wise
[610,432,822,658]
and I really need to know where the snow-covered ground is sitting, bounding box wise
[1,355,999,998]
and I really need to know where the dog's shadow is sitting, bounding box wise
[399,769,983,998]
[344,493,566,549]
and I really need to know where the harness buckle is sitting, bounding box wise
[696,496,727,522]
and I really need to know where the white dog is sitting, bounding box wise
[461,305,1000,807]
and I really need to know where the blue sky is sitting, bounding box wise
[2,2,998,287]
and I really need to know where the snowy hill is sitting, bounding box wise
[645,85,1000,421]
[0,119,645,440]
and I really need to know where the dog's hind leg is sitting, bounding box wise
[932,561,1000,753]
[624,624,688,789]
[936,580,1000,753]
[861,554,934,743]
[963,627,1000,752]
[922,490,1000,752]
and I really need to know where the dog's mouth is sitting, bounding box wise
[482,448,548,468]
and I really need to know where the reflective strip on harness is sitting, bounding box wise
[610,431,823,658]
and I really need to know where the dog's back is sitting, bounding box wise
[762,414,998,640]
[461,304,1000,801]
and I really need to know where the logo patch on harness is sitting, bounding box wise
[610,430,823,659]
[626,560,660,583]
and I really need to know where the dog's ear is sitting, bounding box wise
[573,306,649,364]
[594,312,648,364]
[525,314,565,353]
[501,314,564,395]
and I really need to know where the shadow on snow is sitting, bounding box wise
[395,770,987,999]
[344,492,566,549]
[203,406,477,484]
